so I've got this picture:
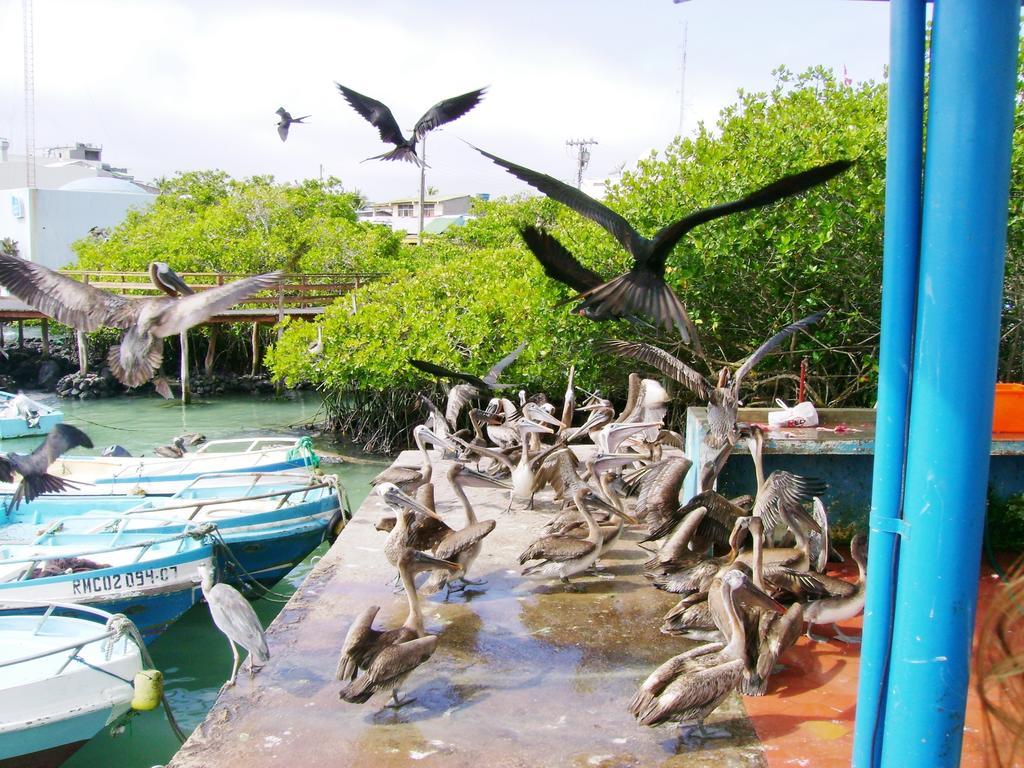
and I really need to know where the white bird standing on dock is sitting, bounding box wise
[0,252,281,392]
[197,563,270,688]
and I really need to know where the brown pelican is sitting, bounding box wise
[275,107,309,142]
[631,569,783,739]
[803,533,867,643]
[409,341,526,392]
[336,83,486,166]
[601,311,825,471]
[307,325,324,356]
[376,483,460,578]
[452,418,557,511]
[154,436,188,458]
[649,516,752,593]
[0,252,281,390]
[519,488,629,590]
[421,463,498,597]
[479,145,848,341]
[0,424,93,508]
[370,425,454,491]
[625,455,693,531]
[337,547,450,686]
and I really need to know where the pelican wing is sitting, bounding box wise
[484,341,527,386]
[518,534,596,565]
[635,658,743,726]
[362,635,437,686]
[519,225,604,293]
[150,272,281,338]
[476,147,645,257]
[753,472,826,533]
[600,340,713,401]
[733,310,826,392]
[413,87,486,140]
[336,605,381,681]
[648,161,853,271]
[434,520,496,561]
[0,252,135,331]
[407,513,454,552]
[445,384,480,428]
[277,122,289,142]
[335,83,407,147]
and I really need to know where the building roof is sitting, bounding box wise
[58,177,154,194]
[382,193,476,205]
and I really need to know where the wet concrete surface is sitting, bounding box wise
[168,448,767,768]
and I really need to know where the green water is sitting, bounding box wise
[7,391,385,768]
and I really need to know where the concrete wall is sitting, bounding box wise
[0,187,154,270]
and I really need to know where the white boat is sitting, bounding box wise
[0,392,63,440]
[0,601,145,768]
[0,531,215,640]
[47,436,321,495]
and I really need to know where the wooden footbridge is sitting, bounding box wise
[0,269,380,400]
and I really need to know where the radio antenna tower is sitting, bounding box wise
[23,0,37,188]
[566,138,598,189]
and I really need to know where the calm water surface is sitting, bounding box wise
[8,391,385,768]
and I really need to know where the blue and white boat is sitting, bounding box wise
[0,602,144,768]
[0,530,214,641]
[0,391,62,439]
[4,473,345,593]
[46,436,321,495]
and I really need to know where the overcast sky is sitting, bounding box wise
[0,1,891,201]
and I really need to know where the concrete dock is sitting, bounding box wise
[167,448,996,767]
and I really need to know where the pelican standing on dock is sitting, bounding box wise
[0,252,281,391]
[631,570,783,740]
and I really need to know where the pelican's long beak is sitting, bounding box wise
[523,404,563,427]
[733,572,787,614]
[451,464,511,490]
[518,418,554,435]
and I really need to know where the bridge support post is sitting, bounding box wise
[76,330,88,374]
[250,322,260,377]
[204,326,217,376]
[40,318,48,356]
[16,320,23,348]
[180,331,191,405]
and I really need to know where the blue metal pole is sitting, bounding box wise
[852,2,925,765]
[880,2,1019,765]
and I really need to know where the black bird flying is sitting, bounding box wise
[336,83,486,166]
[409,342,527,391]
[276,107,310,142]
[478,147,851,345]
[0,424,93,508]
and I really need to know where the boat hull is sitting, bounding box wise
[0,538,213,642]
[0,611,141,765]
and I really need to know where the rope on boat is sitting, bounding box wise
[286,436,321,468]
[103,614,189,744]
[209,531,294,604]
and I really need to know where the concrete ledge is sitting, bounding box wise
[168,449,767,768]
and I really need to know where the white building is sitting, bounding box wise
[356,193,484,235]
[0,140,156,270]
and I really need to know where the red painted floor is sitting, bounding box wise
[744,562,1006,767]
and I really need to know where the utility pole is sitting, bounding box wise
[22,0,36,189]
[678,22,688,136]
[417,134,427,245]
[566,138,598,189]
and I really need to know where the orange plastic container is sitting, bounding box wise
[993,383,1024,433]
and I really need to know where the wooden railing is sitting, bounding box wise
[59,270,382,312]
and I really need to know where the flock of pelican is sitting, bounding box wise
[333,326,868,742]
